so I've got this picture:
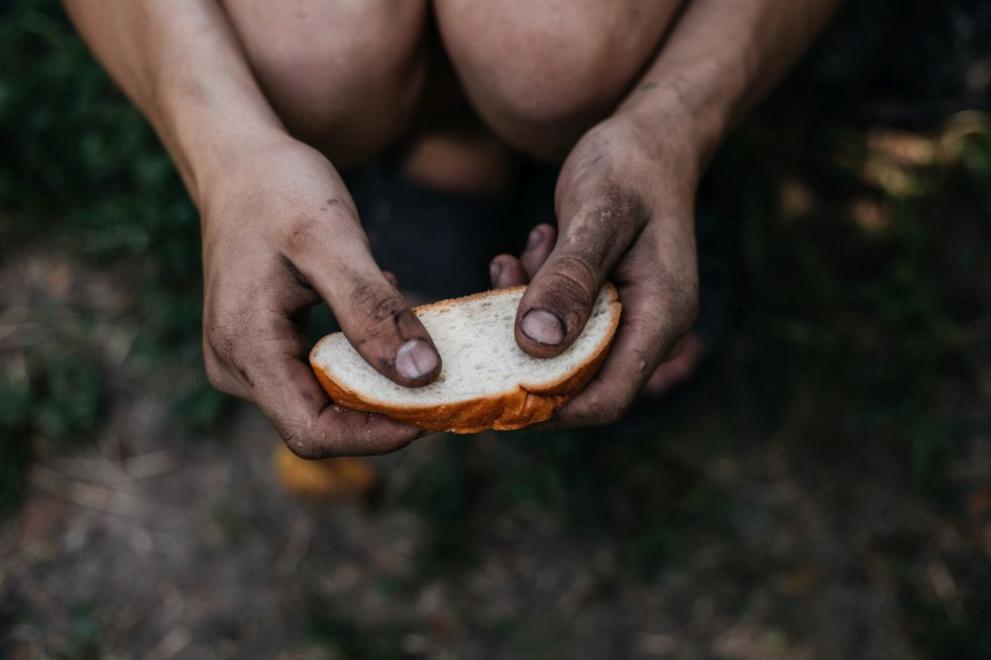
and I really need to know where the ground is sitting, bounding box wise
[2,113,990,658]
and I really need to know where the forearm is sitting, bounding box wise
[617,0,840,177]
[63,0,287,204]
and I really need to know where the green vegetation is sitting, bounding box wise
[0,0,225,514]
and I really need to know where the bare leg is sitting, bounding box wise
[222,1,510,195]
[400,54,515,197]
[401,124,514,197]
[220,0,428,168]
[434,0,685,160]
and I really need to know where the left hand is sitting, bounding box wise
[490,114,701,426]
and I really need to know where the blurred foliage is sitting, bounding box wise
[900,566,991,660]
[0,1,196,265]
[802,0,991,121]
[0,0,205,347]
[61,604,102,660]
[0,0,225,512]
[307,608,411,660]
[0,345,105,515]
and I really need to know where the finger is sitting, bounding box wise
[247,322,420,457]
[515,191,647,358]
[644,334,705,397]
[488,225,555,290]
[552,236,699,427]
[288,216,441,388]
[552,296,685,427]
[206,296,420,456]
[520,223,556,279]
[264,356,420,458]
[490,255,528,289]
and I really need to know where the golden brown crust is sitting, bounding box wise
[310,283,621,434]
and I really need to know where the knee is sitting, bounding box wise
[437,3,667,160]
[447,29,624,160]
[229,1,427,166]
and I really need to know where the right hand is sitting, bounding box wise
[199,136,441,457]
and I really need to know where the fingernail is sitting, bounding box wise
[521,309,565,345]
[396,339,439,381]
[489,261,502,284]
[525,227,543,251]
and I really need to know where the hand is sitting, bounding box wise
[199,137,441,456]
[492,115,700,425]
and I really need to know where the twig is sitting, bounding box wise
[147,627,192,660]
[126,450,180,480]
[275,511,315,576]
[30,465,152,520]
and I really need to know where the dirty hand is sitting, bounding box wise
[200,137,441,456]
[491,115,700,425]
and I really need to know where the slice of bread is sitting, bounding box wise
[310,283,621,434]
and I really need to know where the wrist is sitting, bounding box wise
[616,72,737,177]
[155,77,292,206]
[607,106,706,203]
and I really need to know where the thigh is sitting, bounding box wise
[221,0,429,166]
[434,0,684,160]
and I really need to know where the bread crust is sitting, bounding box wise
[310,284,621,434]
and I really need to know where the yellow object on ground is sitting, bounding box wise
[273,444,378,502]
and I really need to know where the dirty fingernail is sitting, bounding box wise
[396,339,439,380]
[521,309,565,345]
[525,227,543,251]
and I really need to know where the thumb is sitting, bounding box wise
[292,226,441,387]
[516,193,645,358]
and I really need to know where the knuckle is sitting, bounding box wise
[671,290,699,337]
[367,434,414,456]
[643,272,699,337]
[285,215,320,256]
[204,291,265,352]
[639,271,670,300]
[591,184,649,231]
[675,285,700,335]
[350,285,408,342]
[282,425,325,460]
[571,388,635,427]
[540,253,600,311]
[204,308,239,355]
[203,298,266,392]
[554,252,599,292]
[203,356,226,390]
[284,210,361,258]
[201,339,235,393]
[345,409,417,455]
[202,350,245,397]
[598,392,636,426]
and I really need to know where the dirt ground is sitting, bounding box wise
[0,405,937,660]
[3,110,991,660]
[3,252,989,660]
